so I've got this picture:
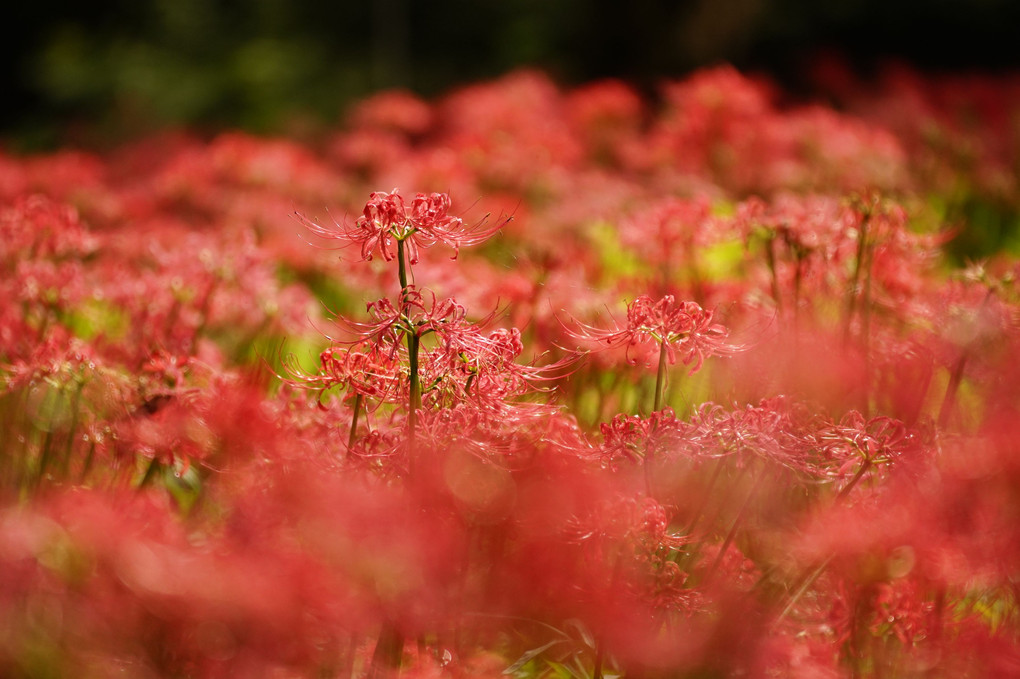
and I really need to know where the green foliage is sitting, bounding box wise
[64,299,128,342]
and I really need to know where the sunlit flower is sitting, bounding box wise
[568,294,735,373]
[298,189,506,263]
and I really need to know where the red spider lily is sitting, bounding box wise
[561,492,703,671]
[347,426,406,466]
[327,288,471,351]
[568,295,735,373]
[567,493,686,554]
[423,405,595,488]
[329,296,406,351]
[680,398,819,473]
[6,66,1020,679]
[598,408,686,468]
[299,288,574,423]
[297,189,506,263]
[424,324,574,413]
[303,344,404,406]
[814,412,922,485]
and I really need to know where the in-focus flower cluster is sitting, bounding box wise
[569,294,734,373]
[298,188,505,263]
[2,63,1020,679]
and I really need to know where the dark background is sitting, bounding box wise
[3,0,1019,148]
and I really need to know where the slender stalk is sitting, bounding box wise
[340,632,358,679]
[938,288,994,428]
[860,245,872,357]
[346,393,363,456]
[682,457,727,537]
[653,339,668,413]
[368,239,416,679]
[368,624,405,679]
[848,585,871,678]
[189,279,218,355]
[595,548,626,679]
[397,239,411,300]
[137,457,161,490]
[406,332,420,480]
[644,340,671,496]
[844,208,871,345]
[705,468,767,582]
[764,233,782,316]
[60,379,85,479]
[937,355,967,429]
[836,458,873,502]
[592,641,605,679]
[772,456,874,625]
[36,428,55,488]
[793,250,804,324]
[79,440,96,484]
[396,239,420,478]
[930,585,946,657]
[772,556,834,626]
[678,461,748,573]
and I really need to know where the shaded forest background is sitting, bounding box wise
[3,0,1019,149]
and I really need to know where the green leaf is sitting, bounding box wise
[544,660,580,679]
[504,640,564,676]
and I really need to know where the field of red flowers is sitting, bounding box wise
[3,65,1020,678]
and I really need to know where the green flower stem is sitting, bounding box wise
[764,233,783,316]
[772,453,875,626]
[593,638,606,679]
[406,331,420,478]
[772,556,834,626]
[396,238,420,478]
[679,462,749,573]
[835,458,872,502]
[682,457,727,538]
[61,379,85,478]
[793,250,805,326]
[397,238,412,303]
[938,353,967,428]
[653,339,668,413]
[79,441,96,484]
[33,385,62,486]
[367,238,418,679]
[844,207,871,344]
[595,549,627,679]
[36,428,55,488]
[644,339,670,495]
[939,287,995,428]
[137,457,161,490]
[368,624,405,679]
[346,393,363,455]
[705,468,767,582]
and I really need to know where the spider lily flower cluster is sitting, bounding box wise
[298,188,505,263]
[3,65,1020,679]
[569,294,735,373]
